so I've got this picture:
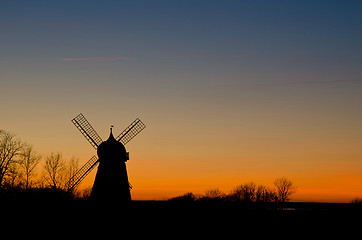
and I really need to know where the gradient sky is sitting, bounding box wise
[1,0,362,202]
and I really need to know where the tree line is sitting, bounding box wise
[170,178,297,203]
[0,130,89,199]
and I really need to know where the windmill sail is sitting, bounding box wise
[72,113,103,149]
[116,118,146,145]
[67,155,99,191]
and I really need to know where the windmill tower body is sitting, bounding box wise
[67,114,145,202]
[91,130,131,201]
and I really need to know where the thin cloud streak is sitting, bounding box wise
[59,57,133,61]
[58,55,252,61]
[158,55,252,60]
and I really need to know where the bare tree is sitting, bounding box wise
[274,177,296,202]
[5,161,22,188]
[19,145,41,189]
[0,130,23,189]
[64,157,79,191]
[255,185,276,202]
[42,152,66,190]
[351,197,362,204]
[232,182,257,202]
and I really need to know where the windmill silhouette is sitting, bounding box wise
[67,113,145,201]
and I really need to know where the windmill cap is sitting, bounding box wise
[97,127,127,161]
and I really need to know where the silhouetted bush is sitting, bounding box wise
[199,188,225,202]
[0,186,75,201]
[169,192,197,202]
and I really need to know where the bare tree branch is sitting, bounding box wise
[19,145,41,189]
[274,177,297,202]
[0,131,23,188]
[42,153,65,190]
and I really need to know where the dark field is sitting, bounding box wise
[3,199,361,237]
[129,201,362,223]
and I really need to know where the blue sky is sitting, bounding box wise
[2,1,362,57]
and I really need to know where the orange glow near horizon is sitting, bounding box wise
[73,151,362,203]
[2,113,361,203]
[77,172,362,203]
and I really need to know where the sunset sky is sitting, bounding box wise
[1,0,362,202]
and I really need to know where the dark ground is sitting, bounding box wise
[2,199,361,237]
[128,201,361,236]
[3,197,362,217]
[126,200,359,219]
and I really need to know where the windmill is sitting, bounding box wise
[67,113,145,201]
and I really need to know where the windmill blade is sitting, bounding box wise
[72,113,103,149]
[66,155,99,191]
[116,118,146,145]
